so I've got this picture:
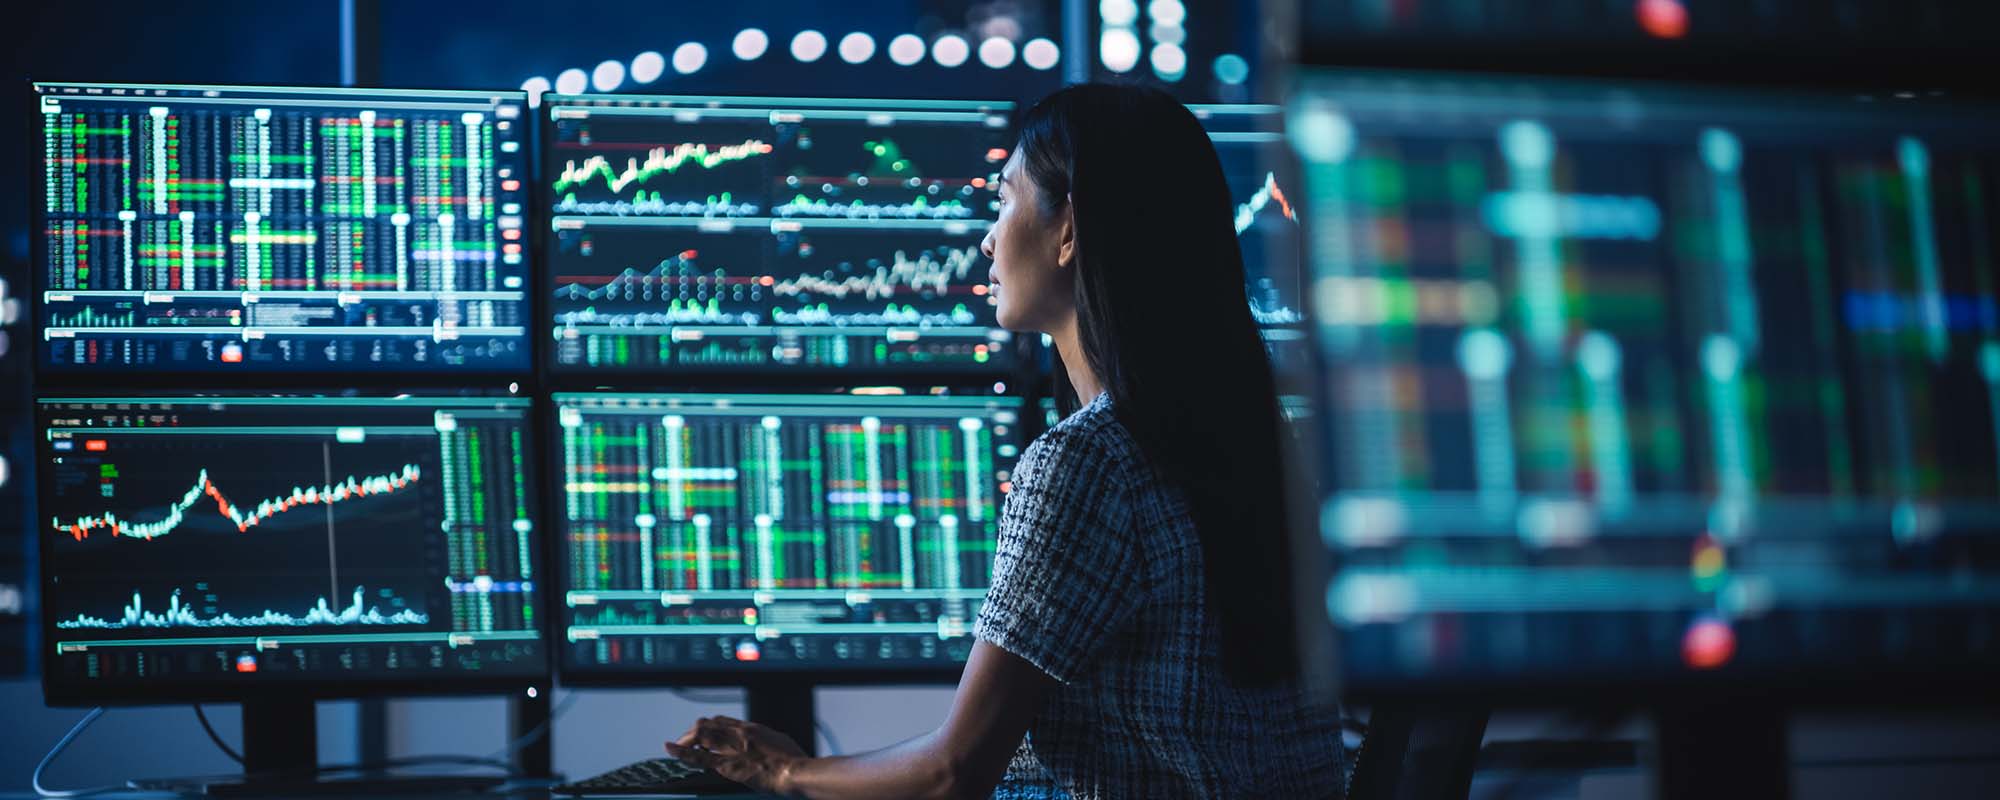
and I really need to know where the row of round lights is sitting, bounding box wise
[1146,0,1187,81]
[523,29,1061,105]
[1097,0,1249,87]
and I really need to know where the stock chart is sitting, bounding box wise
[1292,71,2000,687]
[1194,104,1311,376]
[1303,0,2000,43]
[35,84,532,373]
[544,96,1016,372]
[556,392,1021,672]
[37,395,543,688]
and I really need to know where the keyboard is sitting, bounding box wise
[551,757,753,796]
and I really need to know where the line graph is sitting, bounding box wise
[771,303,979,327]
[1236,171,1298,235]
[56,586,428,629]
[773,246,982,301]
[556,305,762,327]
[554,141,775,195]
[57,464,422,542]
[543,100,1016,371]
[554,190,763,218]
[553,250,752,302]
[776,194,973,220]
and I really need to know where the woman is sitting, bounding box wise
[665,83,1345,799]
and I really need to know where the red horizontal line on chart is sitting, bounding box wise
[245,278,403,288]
[579,542,766,558]
[789,176,983,186]
[554,275,768,286]
[556,276,986,295]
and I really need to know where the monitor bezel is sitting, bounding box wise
[27,80,540,387]
[534,91,1032,386]
[34,388,556,708]
[546,386,1029,688]
[1286,67,2000,703]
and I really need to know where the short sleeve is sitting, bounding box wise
[973,423,1141,684]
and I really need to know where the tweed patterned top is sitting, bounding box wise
[975,391,1345,799]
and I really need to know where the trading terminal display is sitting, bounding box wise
[1304,0,2000,43]
[556,392,1021,672]
[543,95,1017,372]
[34,83,532,373]
[1193,104,1311,376]
[36,395,544,693]
[1291,71,2000,687]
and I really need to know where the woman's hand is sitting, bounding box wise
[665,715,809,796]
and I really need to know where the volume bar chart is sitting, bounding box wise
[556,392,1021,670]
[57,586,429,630]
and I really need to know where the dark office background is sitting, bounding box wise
[5,2,2000,798]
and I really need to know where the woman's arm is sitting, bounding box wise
[667,640,1055,800]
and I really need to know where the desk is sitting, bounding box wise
[3,783,783,800]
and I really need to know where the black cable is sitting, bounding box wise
[33,708,121,798]
[193,704,246,765]
[42,701,552,799]
[149,754,522,790]
[486,689,583,761]
[174,691,585,788]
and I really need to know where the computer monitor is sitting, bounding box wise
[31,83,533,375]
[554,390,1020,674]
[36,393,546,711]
[1190,104,1311,375]
[1289,70,2000,700]
[539,94,1019,373]
[1297,1,2000,89]
[552,390,1021,748]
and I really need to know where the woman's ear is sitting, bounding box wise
[1056,192,1077,269]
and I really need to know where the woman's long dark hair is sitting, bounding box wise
[1020,83,1298,686]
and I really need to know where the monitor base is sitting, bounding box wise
[748,681,819,757]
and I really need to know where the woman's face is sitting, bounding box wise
[981,149,1074,334]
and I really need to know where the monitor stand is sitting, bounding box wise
[129,698,504,797]
[747,682,819,757]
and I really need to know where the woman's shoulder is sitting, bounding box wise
[1022,393,1144,488]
